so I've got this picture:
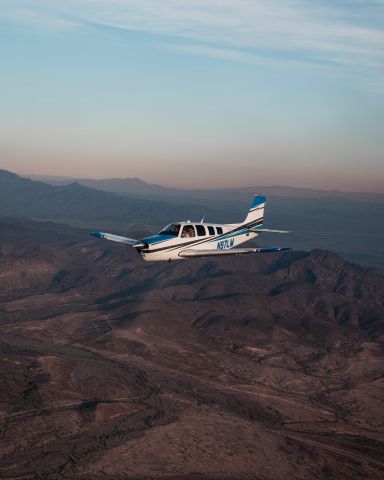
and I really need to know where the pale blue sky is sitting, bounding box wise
[1,1,383,190]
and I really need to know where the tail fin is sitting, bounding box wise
[242,194,266,226]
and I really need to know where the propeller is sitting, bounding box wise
[124,220,152,250]
[124,220,152,237]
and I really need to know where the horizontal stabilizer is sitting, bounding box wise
[250,228,290,233]
[179,246,291,258]
[90,231,138,246]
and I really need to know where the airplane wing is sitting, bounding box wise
[90,231,139,246]
[179,246,291,258]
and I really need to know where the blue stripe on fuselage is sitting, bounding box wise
[207,229,255,243]
[143,234,176,245]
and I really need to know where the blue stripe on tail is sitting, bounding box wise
[250,195,266,210]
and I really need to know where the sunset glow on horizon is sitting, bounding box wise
[1,1,383,191]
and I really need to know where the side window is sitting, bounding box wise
[216,226,223,235]
[208,226,215,235]
[181,225,196,238]
[196,225,206,237]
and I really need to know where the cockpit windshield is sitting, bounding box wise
[159,223,181,236]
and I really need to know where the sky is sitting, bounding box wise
[1,0,383,191]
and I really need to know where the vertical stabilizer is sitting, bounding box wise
[242,195,266,226]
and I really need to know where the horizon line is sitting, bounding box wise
[8,169,384,196]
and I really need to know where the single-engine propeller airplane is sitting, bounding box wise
[90,194,291,262]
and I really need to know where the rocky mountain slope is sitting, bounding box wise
[0,218,383,479]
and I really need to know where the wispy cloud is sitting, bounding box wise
[2,1,384,73]
[164,43,260,64]
[0,3,79,31]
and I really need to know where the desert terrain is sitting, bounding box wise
[0,218,383,479]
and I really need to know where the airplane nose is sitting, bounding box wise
[133,241,148,250]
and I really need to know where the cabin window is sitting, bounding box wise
[181,225,196,238]
[159,224,180,236]
[216,226,223,235]
[196,225,206,237]
[208,226,215,235]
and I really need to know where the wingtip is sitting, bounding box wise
[90,231,103,238]
[260,246,292,253]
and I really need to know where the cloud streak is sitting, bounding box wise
[2,1,384,74]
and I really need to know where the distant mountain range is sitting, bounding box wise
[2,169,384,272]
[0,169,225,225]
[25,173,384,202]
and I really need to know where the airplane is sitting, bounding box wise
[90,194,291,262]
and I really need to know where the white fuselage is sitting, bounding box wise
[139,221,259,261]
[89,194,291,262]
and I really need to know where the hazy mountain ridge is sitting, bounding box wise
[0,170,224,224]
[0,218,383,478]
[3,169,384,273]
[25,172,384,202]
